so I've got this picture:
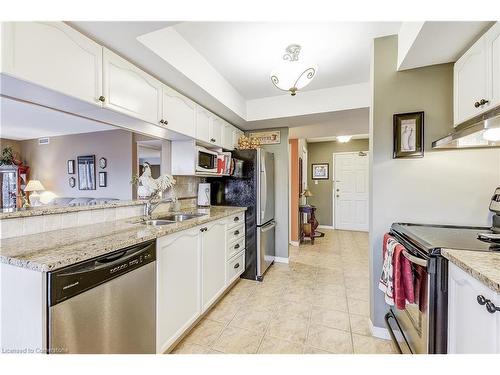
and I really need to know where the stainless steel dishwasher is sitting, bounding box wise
[47,240,156,354]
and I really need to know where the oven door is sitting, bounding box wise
[392,250,430,354]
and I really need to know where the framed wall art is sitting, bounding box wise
[67,160,75,174]
[312,163,329,180]
[99,172,107,187]
[77,155,96,190]
[393,111,424,158]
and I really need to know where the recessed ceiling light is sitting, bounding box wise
[270,44,317,96]
[336,135,352,143]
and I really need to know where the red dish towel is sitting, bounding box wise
[413,265,427,312]
[393,243,415,310]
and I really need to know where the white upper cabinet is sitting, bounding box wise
[486,22,500,113]
[102,48,162,125]
[454,22,500,126]
[1,22,103,106]
[232,128,244,149]
[195,106,211,144]
[201,220,226,311]
[222,121,235,150]
[209,115,224,148]
[161,85,196,138]
[448,263,500,353]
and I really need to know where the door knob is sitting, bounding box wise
[477,295,489,305]
[480,99,490,106]
[98,96,105,102]
[336,189,340,192]
[485,301,500,314]
[474,101,481,108]
[336,195,340,198]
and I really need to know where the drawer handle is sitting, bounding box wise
[233,263,240,269]
[234,244,240,250]
[485,301,500,314]
[234,230,240,235]
[475,99,490,108]
[234,217,239,222]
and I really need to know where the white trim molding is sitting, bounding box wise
[317,225,334,230]
[289,240,300,247]
[274,257,289,264]
[369,318,403,342]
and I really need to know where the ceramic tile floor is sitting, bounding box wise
[172,229,397,354]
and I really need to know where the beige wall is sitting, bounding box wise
[21,130,134,200]
[369,35,500,328]
[307,139,369,226]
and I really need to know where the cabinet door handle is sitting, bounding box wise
[159,119,164,124]
[485,301,500,314]
[98,95,105,102]
[210,138,216,143]
[234,230,240,236]
[234,217,239,222]
[233,263,240,269]
[200,227,207,232]
[477,295,489,305]
[480,99,489,106]
[234,244,240,250]
[474,101,481,108]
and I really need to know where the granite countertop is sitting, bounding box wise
[0,206,246,272]
[442,249,500,293]
[0,199,147,219]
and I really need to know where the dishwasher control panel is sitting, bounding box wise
[48,240,156,306]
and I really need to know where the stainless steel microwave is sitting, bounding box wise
[196,146,218,174]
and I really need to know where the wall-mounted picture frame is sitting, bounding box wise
[99,172,107,187]
[312,163,329,180]
[67,160,75,174]
[77,155,96,190]
[69,177,76,188]
[99,157,107,169]
[247,130,281,145]
[393,111,424,158]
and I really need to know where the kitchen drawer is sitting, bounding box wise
[226,237,245,260]
[227,212,244,229]
[226,250,245,285]
[226,223,245,245]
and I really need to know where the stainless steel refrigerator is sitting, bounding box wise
[209,148,276,281]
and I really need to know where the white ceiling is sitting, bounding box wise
[0,97,114,140]
[173,22,401,99]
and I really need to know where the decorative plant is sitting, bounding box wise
[0,146,14,166]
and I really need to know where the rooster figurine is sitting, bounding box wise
[137,162,176,198]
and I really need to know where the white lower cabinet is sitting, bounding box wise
[156,227,201,354]
[447,262,500,353]
[201,220,227,310]
[155,212,246,353]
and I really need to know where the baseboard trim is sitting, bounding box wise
[274,257,289,264]
[317,225,334,229]
[289,240,300,247]
[369,318,403,341]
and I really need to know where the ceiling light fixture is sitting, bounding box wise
[270,44,317,96]
[336,135,352,143]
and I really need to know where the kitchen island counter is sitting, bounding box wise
[0,206,246,272]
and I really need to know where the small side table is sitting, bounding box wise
[299,205,319,244]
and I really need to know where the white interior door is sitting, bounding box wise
[334,152,369,231]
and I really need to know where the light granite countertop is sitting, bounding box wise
[442,248,500,293]
[0,199,146,220]
[0,206,246,272]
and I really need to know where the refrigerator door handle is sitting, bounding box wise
[260,157,267,222]
[261,220,276,232]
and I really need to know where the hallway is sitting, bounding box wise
[172,229,396,354]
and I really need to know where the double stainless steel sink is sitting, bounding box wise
[142,213,206,226]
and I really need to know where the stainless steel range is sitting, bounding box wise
[386,187,500,354]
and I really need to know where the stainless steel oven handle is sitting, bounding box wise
[402,250,427,268]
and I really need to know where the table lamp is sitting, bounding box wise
[302,189,313,205]
[24,180,45,206]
